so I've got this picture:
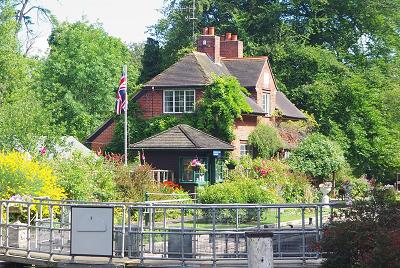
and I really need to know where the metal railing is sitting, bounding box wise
[0,198,127,260]
[127,203,339,266]
[0,198,343,266]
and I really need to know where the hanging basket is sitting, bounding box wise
[193,166,201,172]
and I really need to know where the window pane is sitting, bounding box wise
[266,93,271,115]
[175,91,185,113]
[164,91,174,112]
[240,142,252,157]
[185,90,195,112]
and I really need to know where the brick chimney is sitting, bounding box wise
[197,26,220,62]
[220,32,243,58]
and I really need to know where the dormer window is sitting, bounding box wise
[262,93,271,116]
[164,89,195,113]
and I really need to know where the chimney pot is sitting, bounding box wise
[225,32,232,40]
[220,35,225,41]
[208,26,215,36]
[231,34,238,41]
[202,27,209,35]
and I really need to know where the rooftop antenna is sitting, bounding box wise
[176,0,197,42]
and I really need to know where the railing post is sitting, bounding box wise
[121,205,126,258]
[5,203,9,250]
[301,206,305,262]
[49,204,54,260]
[27,203,31,256]
[0,202,3,247]
[212,207,216,267]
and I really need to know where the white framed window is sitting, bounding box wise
[163,89,195,113]
[240,141,253,157]
[262,93,271,115]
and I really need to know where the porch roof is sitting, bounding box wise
[130,124,234,151]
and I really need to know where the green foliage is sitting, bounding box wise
[0,151,65,200]
[0,1,30,101]
[320,187,400,267]
[288,133,347,182]
[114,163,157,202]
[198,178,275,204]
[153,0,400,65]
[196,76,251,142]
[50,153,116,201]
[198,178,280,223]
[139,38,161,83]
[0,88,60,152]
[248,123,283,158]
[38,20,141,140]
[233,158,317,203]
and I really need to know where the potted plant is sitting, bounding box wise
[225,159,238,170]
[188,159,207,173]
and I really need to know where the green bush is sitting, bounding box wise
[50,153,116,201]
[198,178,281,223]
[114,163,158,202]
[231,158,317,203]
[288,133,347,183]
[248,123,283,158]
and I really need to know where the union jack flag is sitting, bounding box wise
[115,71,127,115]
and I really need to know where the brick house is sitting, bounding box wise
[86,27,305,158]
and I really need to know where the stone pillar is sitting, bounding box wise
[245,231,274,268]
[9,220,27,248]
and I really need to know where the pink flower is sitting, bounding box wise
[40,147,46,156]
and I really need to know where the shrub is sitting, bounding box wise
[114,163,159,202]
[50,153,116,201]
[198,178,281,223]
[0,151,65,200]
[248,123,283,158]
[231,158,317,203]
[320,187,400,267]
[288,133,347,183]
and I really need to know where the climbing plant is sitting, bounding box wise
[195,75,251,142]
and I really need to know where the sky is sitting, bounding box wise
[27,0,165,55]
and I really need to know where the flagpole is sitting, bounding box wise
[123,64,128,166]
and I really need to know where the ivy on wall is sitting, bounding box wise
[195,75,252,142]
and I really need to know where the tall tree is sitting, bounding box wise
[139,38,161,83]
[151,0,400,65]
[39,21,140,140]
[0,0,30,102]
